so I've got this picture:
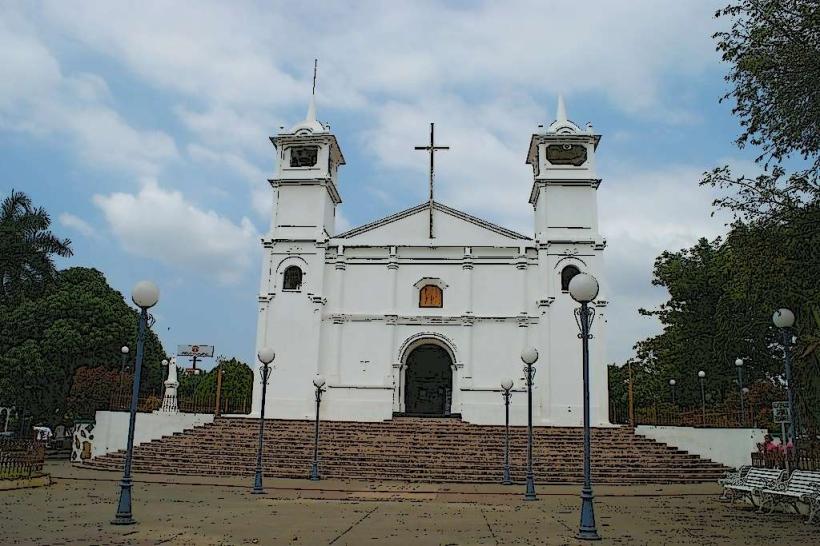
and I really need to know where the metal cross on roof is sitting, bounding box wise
[414,122,449,239]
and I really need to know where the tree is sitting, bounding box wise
[616,203,820,434]
[65,366,126,420]
[0,190,73,304]
[0,267,167,425]
[702,1,820,224]
[176,357,253,412]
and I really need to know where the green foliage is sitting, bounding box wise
[177,357,253,405]
[66,366,128,420]
[614,204,820,433]
[0,267,167,425]
[703,1,820,224]
[0,190,73,304]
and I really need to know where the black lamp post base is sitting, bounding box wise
[524,476,537,501]
[112,479,135,525]
[251,469,265,494]
[575,530,602,541]
[502,466,512,485]
[310,462,320,481]
[576,488,600,540]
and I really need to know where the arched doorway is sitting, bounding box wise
[404,344,453,415]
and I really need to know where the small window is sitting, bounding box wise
[419,285,443,308]
[283,266,303,290]
[290,146,318,167]
[560,265,580,292]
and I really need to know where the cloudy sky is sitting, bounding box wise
[2,1,752,368]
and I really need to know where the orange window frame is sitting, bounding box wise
[419,285,443,308]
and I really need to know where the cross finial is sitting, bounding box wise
[414,123,450,239]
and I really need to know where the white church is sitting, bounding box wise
[252,95,609,427]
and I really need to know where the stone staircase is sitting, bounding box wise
[83,417,729,484]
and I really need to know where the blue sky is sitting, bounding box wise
[1,1,758,369]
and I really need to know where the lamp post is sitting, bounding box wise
[120,346,130,372]
[698,371,706,426]
[669,379,677,405]
[569,272,601,541]
[773,308,798,458]
[252,347,275,494]
[735,358,745,426]
[742,387,750,425]
[111,281,159,526]
[310,375,326,481]
[521,347,538,501]
[500,379,513,485]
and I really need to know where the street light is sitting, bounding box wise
[310,375,326,481]
[500,379,514,485]
[520,347,538,501]
[669,379,677,405]
[773,308,798,458]
[698,371,707,426]
[112,280,159,526]
[120,345,130,372]
[735,358,745,426]
[569,272,601,541]
[252,347,275,494]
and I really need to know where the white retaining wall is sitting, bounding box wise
[635,425,767,469]
[88,411,214,459]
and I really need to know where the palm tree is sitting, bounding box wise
[0,190,73,304]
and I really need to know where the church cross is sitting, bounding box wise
[414,122,449,239]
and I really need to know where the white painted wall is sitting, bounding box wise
[89,411,214,459]
[253,111,609,427]
[635,425,767,469]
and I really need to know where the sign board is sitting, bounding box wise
[177,345,214,357]
[772,401,791,424]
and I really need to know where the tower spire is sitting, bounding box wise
[305,59,318,124]
[556,94,567,123]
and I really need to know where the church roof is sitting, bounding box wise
[335,200,531,241]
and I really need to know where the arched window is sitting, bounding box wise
[282,266,303,290]
[419,285,443,308]
[560,265,581,292]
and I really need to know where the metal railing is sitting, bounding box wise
[108,390,249,415]
[610,404,751,428]
[751,445,820,471]
[0,439,45,479]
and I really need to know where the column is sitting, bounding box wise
[331,246,346,383]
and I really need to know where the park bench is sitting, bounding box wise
[722,467,785,506]
[718,465,751,500]
[758,469,820,524]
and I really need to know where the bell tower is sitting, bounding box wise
[269,95,345,242]
[526,96,601,243]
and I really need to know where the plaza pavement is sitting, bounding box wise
[0,461,814,545]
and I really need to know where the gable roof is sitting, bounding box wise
[335,200,531,241]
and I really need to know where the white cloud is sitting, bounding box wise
[598,163,732,362]
[93,179,258,284]
[0,9,178,176]
[58,212,100,240]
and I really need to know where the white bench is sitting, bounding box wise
[723,467,785,506]
[758,469,820,523]
[718,465,751,501]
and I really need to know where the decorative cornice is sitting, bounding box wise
[324,313,538,326]
[268,177,342,205]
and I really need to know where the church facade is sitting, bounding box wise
[252,96,610,426]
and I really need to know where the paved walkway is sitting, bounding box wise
[0,462,814,545]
